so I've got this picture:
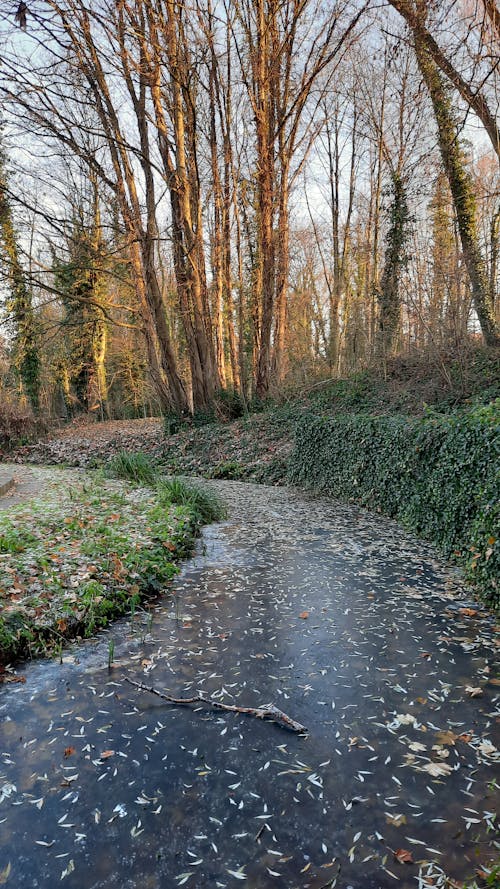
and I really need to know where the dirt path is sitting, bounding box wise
[0,480,498,888]
[0,464,42,506]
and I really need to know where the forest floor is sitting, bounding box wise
[8,345,499,484]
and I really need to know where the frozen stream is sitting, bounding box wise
[0,480,498,888]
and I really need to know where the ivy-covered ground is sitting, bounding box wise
[0,467,215,667]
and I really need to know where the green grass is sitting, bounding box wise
[156,477,226,524]
[0,526,37,553]
[105,451,158,485]
[0,473,225,666]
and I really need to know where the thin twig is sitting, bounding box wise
[124,677,307,733]
[254,824,265,842]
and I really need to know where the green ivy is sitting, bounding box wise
[290,402,499,605]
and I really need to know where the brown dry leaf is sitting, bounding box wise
[64,746,76,758]
[0,674,26,685]
[100,750,115,759]
[434,730,458,746]
[394,849,414,865]
[488,678,500,686]
[465,686,483,697]
[459,608,479,618]
[386,813,406,827]
[299,611,309,619]
[457,732,473,743]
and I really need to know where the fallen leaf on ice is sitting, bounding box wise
[61,860,75,880]
[394,849,413,865]
[434,731,458,746]
[386,813,406,827]
[418,761,453,777]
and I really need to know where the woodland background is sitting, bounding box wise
[0,0,499,429]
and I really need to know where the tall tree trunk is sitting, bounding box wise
[376,171,411,356]
[0,153,40,413]
[208,36,227,390]
[389,0,500,160]
[253,0,276,399]
[490,204,499,314]
[414,34,499,347]
[150,0,219,410]
[272,168,290,383]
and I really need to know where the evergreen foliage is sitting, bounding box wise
[377,172,413,355]
[290,404,499,604]
[52,219,108,416]
[0,148,40,413]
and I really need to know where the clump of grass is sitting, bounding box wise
[106,451,158,486]
[0,526,37,553]
[157,478,226,524]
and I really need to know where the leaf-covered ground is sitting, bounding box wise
[9,347,499,484]
[10,415,292,484]
[0,466,198,666]
[0,480,498,888]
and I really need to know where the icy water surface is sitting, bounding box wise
[0,481,498,888]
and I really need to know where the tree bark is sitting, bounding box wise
[388,0,500,160]
[414,34,499,347]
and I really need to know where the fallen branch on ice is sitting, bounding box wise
[124,677,307,733]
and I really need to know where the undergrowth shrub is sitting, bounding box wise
[106,451,158,486]
[0,390,45,452]
[156,478,226,524]
[290,402,499,605]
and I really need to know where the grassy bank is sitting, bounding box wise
[0,468,223,666]
[290,402,499,606]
